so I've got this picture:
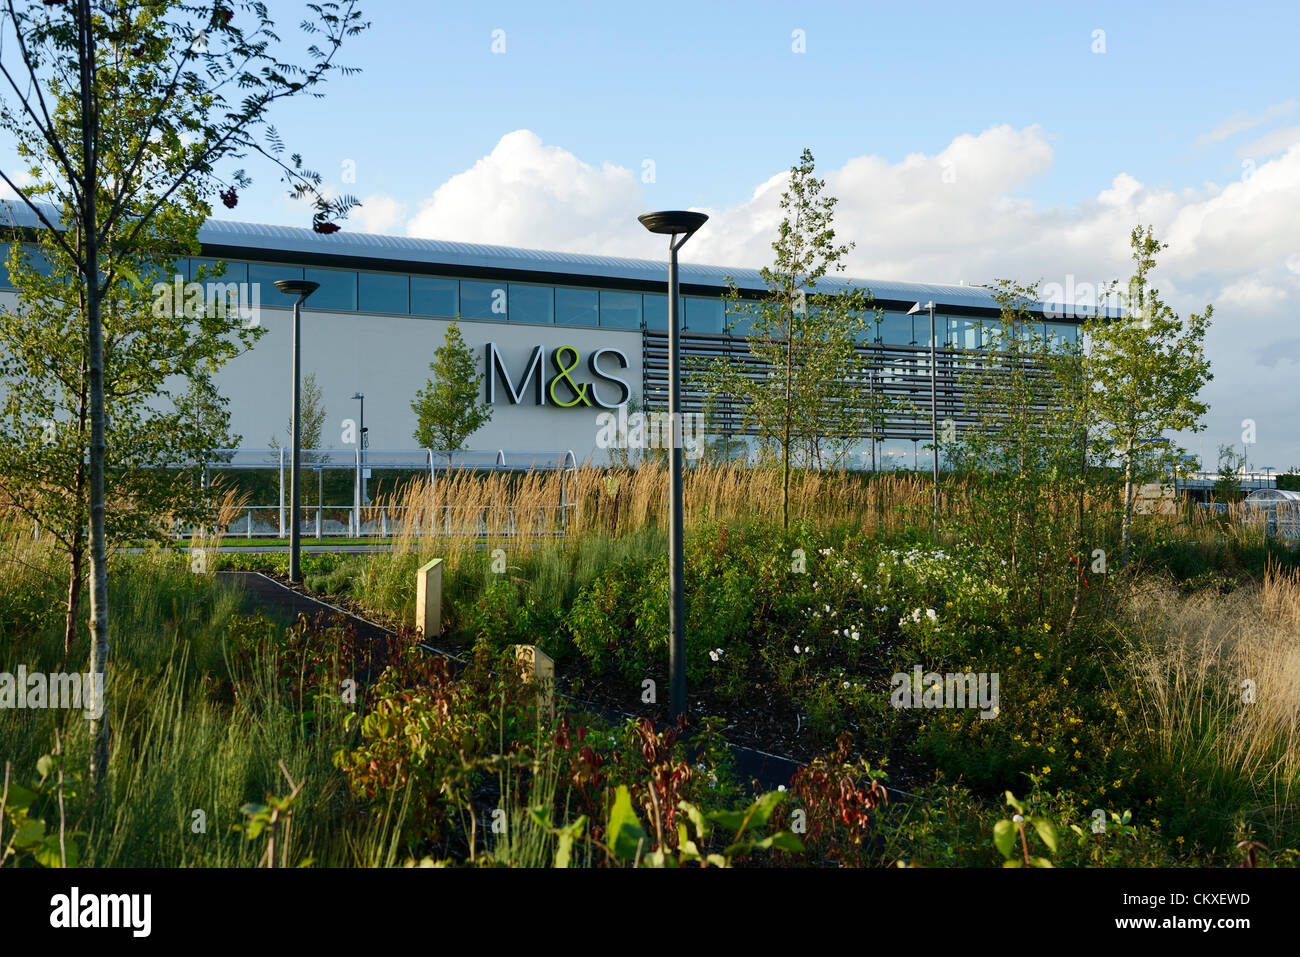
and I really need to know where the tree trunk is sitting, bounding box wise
[1121,437,1135,567]
[78,0,110,788]
[63,545,83,663]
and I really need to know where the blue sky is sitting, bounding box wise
[242,0,1298,220]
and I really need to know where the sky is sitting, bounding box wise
[14,0,1300,468]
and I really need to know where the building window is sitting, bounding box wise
[726,300,757,336]
[600,290,642,329]
[359,271,409,314]
[249,263,304,307]
[304,267,357,311]
[459,280,504,320]
[410,276,458,317]
[878,312,913,344]
[556,287,598,326]
[192,258,246,285]
[684,297,724,333]
[1044,322,1078,349]
[508,283,554,324]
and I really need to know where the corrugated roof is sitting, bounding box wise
[1,199,1116,316]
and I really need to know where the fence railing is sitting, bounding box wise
[176,502,579,540]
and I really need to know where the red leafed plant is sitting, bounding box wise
[219,186,238,209]
[789,732,889,866]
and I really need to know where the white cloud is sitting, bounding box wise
[353,193,406,235]
[405,130,649,254]
[1197,100,1298,145]
[1237,125,1300,158]
[388,126,1300,465]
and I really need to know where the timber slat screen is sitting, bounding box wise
[642,328,1065,443]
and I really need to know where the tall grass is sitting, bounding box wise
[1121,564,1300,847]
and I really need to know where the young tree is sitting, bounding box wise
[702,149,869,527]
[0,224,250,661]
[1085,226,1213,564]
[0,0,368,785]
[945,281,1098,626]
[1213,443,1246,504]
[269,371,327,455]
[411,320,492,463]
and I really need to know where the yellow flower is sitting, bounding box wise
[1033,652,1043,660]
[1071,737,1078,744]
[1047,746,1056,753]
[1041,766,1051,774]
[1073,750,1082,758]
[1014,646,1022,655]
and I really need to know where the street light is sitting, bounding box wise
[276,278,319,584]
[638,209,708,723]
[352,392,368,504]
[909,300,939,523]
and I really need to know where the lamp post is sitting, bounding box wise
[352,392,367,504]
[275,278,320,584]
[909,300,938,523]
[638,209,708,723]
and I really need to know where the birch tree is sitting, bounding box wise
[0,0,368,787]
[702,149,869,528]
[1085,226,1213,565]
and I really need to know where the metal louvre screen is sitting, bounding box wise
[642,328,1064,442]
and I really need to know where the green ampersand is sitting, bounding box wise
[548,345,591,407]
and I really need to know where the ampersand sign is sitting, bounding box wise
[548,345,591,407]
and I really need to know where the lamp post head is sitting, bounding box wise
[638,210,709,237]
[274,279,320,299]
[908,301,934,315]
[352,392,364,400]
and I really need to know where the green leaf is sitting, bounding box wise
[554,816,585,869]
[14,817,45,850]
[766,830,805,853]
[606,786,647,861]
[34,834,65,868]
[678,800,709,842]
[1028,856,1054,868]
[1029,815,1058,854]
[36,755,55,779]
[745,790,785,830]
[993,819,1017,859]
[705,808,747,832]
[4,783,38,812]
[1004,791,1024,814]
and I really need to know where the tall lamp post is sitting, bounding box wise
[352,391,368,504]
[638,209,708,723]
[275,279,319,584]
[909,300,939,523]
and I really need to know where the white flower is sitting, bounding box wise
[794,644,801,654]
[851,631,860,641]
[824,604,831,613]
[778,785,787,792]
[926,608,937,622]
[842,681,850,689]
[709,650,720,662]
